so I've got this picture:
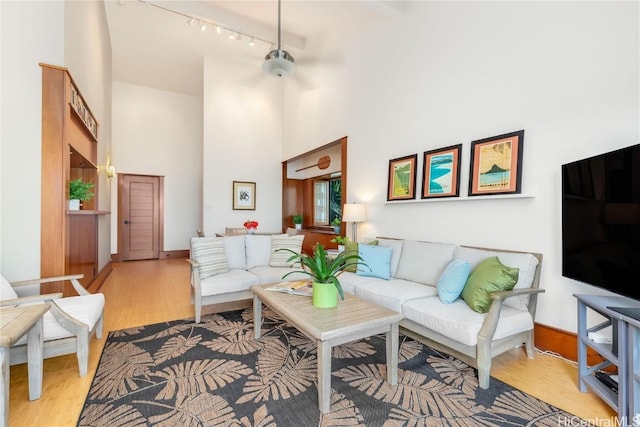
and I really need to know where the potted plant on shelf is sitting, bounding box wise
[331,217,341,234]
[292,214,303,230]
[279,243,366,308]
[69,178,95,210]
[330,235,349,252]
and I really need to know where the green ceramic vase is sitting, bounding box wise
[312,282,338,308]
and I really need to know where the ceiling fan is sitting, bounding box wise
[262,0,295,77]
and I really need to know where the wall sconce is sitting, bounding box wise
[342,203,367,243]
[106,164,116,179]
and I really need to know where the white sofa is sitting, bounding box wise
[188,234,308,322]
[338,237,544,389]
[188,234,544,389]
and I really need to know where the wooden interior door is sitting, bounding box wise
[119,174,163,261]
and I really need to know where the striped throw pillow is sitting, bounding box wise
[269,235,304,267]
[191,238,229,279]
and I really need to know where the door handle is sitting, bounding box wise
[124,220,131,224]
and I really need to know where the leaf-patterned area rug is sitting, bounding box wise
[78,308,580,426]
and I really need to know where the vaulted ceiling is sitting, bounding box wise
[105,0,409,96]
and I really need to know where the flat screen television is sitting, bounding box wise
[561,143,640,306]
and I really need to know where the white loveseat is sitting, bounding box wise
[188,234,307,322]
[338,237,544,389]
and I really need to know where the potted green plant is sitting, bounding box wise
[330,235,349,252]
[279,243,366,308]
[331,217,341,234]
[292,214,303,230]
[69,178,95,210]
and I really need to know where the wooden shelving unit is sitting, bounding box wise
[40,64,108,295]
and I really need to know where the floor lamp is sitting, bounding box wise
[342,203,367,243]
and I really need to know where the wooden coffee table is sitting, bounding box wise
[251,284,404,414]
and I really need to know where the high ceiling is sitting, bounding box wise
[104,0,408,96]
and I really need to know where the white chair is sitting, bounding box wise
[0,273,105,377]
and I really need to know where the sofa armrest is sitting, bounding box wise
[478,288,546,346]
[0,293,63,307]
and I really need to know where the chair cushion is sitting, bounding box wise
[269,235,304,267]
[396,240,456,285]
[402,296,534,346]
[223,235,247,270]
[246,235,275,269]
[191,237,229,279]
[15,293,105,345]
[461,256,519,313]
[437,259,471,304]
[1,274,18,300]
[199,269,260,296]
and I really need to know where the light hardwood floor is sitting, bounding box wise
[7,258,617,426]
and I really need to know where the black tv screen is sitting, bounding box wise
[561,143,640,302]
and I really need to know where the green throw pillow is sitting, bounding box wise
[461,256,519,313]
[344,239,378,272]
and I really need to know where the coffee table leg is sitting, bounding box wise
[26,317,44,400]
[317,340,332,414]
[253,294,262,340]
[1,346,9,426]
[386,322,399,385]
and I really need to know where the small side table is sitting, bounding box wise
[0,304,50,426]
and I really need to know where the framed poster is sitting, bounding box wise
[422,144,462,199]
[469,130,524,196]
[387,154,417,201]
[232,181,256,210]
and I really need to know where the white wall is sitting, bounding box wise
[1,1,112,281]
[111,82,202,251]
[1,1,64,280]
[283,1,639,332]
[202,56,283,236]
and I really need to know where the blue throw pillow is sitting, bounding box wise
[437,259,471,303]
[356,244,393,280]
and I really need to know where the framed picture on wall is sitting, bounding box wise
[387,154,417,201]
[421,144,462,199]
[233,181,256,210]
[469,130,524,196]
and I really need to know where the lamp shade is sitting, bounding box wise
[342,203,367,223]
[263,49,295,77]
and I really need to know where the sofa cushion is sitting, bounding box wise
[454,247,539,311]
[461,256,519,313]
[375,238,404,277]
[437,259,471,304]
[396,240,456,285]
[199,269,260,297]
[191,237,229,279]
[269,235,304,267]
[357,244,393,280]
[353,278,437,313]
[223,235,247,270]
[246,235,274,269]
[335,272,380,295]
[401,297,534,346]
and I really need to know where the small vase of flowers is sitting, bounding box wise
[243,220,259,234]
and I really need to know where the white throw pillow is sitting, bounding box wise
[190,238,229,279]
[270,235,305,267]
